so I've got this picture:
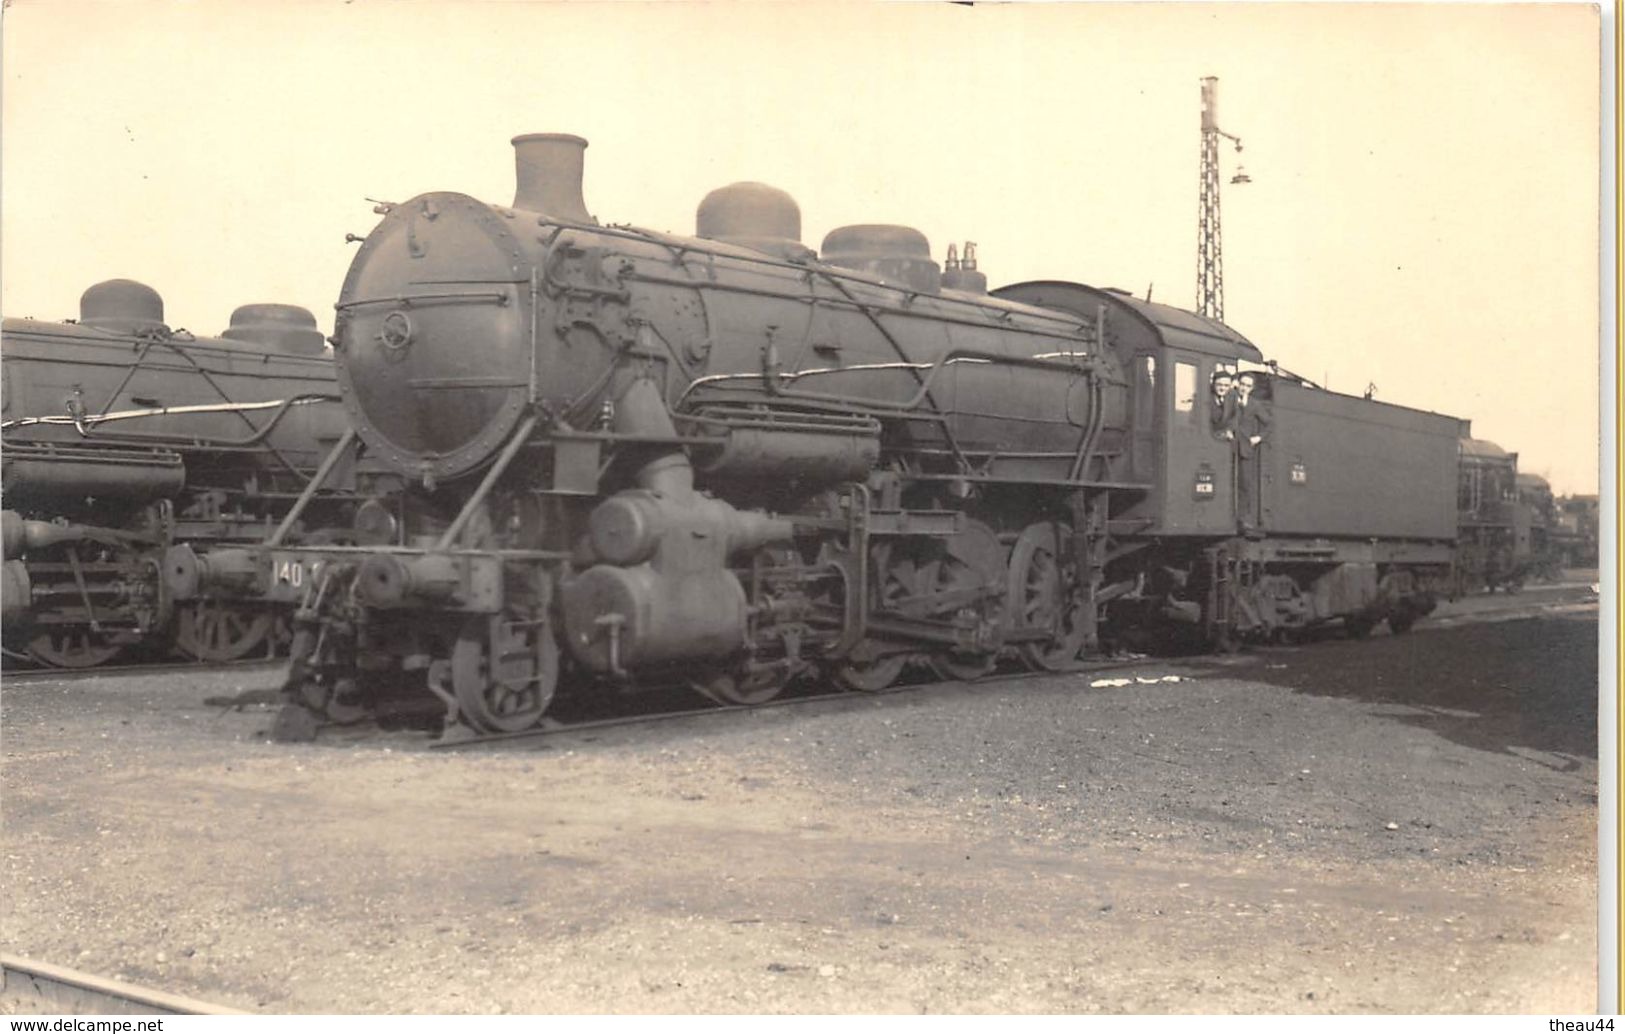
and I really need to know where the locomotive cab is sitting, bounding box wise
[993,281,1260,535]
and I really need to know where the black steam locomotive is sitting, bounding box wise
[1455,437,1522,594]
[1453,438,1570,594]
[167,133,1461,738]
[0,282,365,667]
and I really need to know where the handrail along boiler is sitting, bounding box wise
[170,133,1459,738]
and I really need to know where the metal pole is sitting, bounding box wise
[266,428,357,547]
[435,414,540,550]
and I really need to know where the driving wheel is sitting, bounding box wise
[26,625,125,668]
[1006,521,1089,671]
[922,520,1006,681]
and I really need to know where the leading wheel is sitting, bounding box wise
[175,601,275,662]
[451,615,559,733]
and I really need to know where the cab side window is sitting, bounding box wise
[1133,355,1156,429]
[1173,360,1197,426]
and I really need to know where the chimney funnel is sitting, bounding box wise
[511,133,594,223]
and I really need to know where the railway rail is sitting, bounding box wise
[0,955,240,1016]
[390,590,1605,750]
[2,659,281,685]
[428,655,1174,751]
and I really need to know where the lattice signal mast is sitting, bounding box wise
[1197,76,1248,321]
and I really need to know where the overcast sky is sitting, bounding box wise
[1,1,1603,494]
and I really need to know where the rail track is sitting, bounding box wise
[0,955,240,1016]
[424,590,1598,751]
[2,659,282,685]
[428,654,1178,751]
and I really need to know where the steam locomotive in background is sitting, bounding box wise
[0,282,369,667]
[1454,438,1578,594]
[155,133,1468,740]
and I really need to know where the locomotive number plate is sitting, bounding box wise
[275,559,307,588]
[266,553,322,602]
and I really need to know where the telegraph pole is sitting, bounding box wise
[1197,76,1248,321]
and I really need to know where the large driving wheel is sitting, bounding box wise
[922,520,1006,682]
[833,651,910,693]
[26,626,125,668]
[1007,521,1089,671]
[451,614,559,733]
[824,540,911,693]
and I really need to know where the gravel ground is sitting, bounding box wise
[0,591,1599,1014]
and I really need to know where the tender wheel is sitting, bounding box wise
[26,626,125,668]
[451,615,559,734]
[174,601,275,662]
[1007,522,1089,671]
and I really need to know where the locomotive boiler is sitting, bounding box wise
[172,133,1460,739]
[0,281,365,666]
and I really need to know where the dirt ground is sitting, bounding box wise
[0,587,1601,1014]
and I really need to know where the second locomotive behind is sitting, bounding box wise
[172,133,1461,738]
[1,281,372,667]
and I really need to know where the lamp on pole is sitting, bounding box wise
[1197,76,1249,321]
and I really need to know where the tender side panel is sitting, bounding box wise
[1262,382,1458,540]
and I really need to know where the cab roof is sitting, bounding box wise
[1459,437,1513,460]
[993,280,1262,363]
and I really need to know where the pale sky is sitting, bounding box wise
[1,1,1604,494]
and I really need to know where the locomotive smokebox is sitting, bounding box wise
[512,133,594,224]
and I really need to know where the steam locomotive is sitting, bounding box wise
[164,133,1462,739]
[0,282,362,667]
[1454,438,1570,594]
